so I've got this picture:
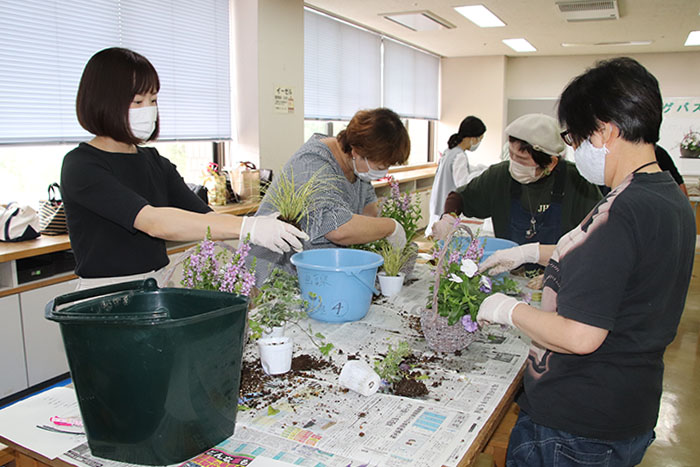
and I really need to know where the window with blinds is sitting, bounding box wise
[383,38,440,120]
[0,0,231,144]
[304,7,440,121]
[304,9,382,121]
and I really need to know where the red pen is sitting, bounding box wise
[50,416,83,428]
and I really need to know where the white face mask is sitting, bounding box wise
[574,138,608,186]
[509,159,542,184]
[469,140,481,152]
[129,106,158,141]
[353,156,388,182]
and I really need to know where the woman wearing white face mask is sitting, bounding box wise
[431,113,602,252]
[475,56,695,467]
[426,116,487,236]
[249,108,410,284]
[61,48,308,288]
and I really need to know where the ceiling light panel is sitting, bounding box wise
[685,31,700,46]
[383,11,455,31]
[503,38,536,52]
[454,5,505,28]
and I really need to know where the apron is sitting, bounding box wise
[508,161,566,246]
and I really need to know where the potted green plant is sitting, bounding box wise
[249,268,334,356]
[422,224,520,353]
[264,166,341,228]
[680,130,700,158]
[377,240,413,296]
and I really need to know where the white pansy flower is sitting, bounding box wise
[449,273,463,283]
[460,258,478,278]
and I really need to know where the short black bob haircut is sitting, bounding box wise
[557,57,662,146]
[76,47,160,145]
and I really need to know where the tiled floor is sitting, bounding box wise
[638,252,700,466]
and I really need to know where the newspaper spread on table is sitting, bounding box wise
[52,262,531,467]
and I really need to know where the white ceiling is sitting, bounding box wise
[304,0,700,57]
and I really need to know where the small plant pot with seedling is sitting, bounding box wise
[377,241,413,297]
[377,271,405,297]
[258,336,293,375]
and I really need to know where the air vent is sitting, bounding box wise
[556,0,619,22]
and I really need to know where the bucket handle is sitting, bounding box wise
[47,278,159,313]
[346,270,380,295]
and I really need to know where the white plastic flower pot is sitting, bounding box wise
[338,360,381,396]
[378,272,405,297]
[257,336,293,375]
[261,325,285,339]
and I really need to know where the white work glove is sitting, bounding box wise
[385,219,407,250]
[240,212,309,254]
[430,214,459,241]
[478,242,540,276]
[477,293,521,327]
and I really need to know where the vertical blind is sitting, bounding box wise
[0,0,231,144]
[304,9,381,121]
[383,38,440,120]
[304,8,440,121]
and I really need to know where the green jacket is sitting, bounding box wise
[455,160,602,240]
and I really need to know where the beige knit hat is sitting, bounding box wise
[505,113,565,157]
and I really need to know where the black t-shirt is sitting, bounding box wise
[518,171,695,440]
[61,143,211,278]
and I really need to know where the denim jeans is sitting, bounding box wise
[506,411,655,467]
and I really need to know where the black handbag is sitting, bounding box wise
[38,183,68,235]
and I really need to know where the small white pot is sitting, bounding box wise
[338,360,381,396]
[378,272,405,297]
[262,324,286,339]
[258,336,293,375]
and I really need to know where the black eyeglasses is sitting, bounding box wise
[560,130,574,146]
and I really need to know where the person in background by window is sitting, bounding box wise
[250,108,410,283]
[425,116,487,236]
[61,47,307,289]
[477,57,695,467]
[431,114,602,257]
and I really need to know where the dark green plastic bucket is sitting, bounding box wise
[45,279,248,465]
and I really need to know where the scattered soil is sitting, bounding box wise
[291,354,334,372]
[238,353,338,410]
[393,373,428,398]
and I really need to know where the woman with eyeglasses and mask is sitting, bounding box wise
[476,57,695,467]
[426,115,487,236]
[249,107,410,283]
[61,47,308,289]
[431,114,602,261]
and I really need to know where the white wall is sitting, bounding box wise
[439,56,507,167]
[506,52,700,99]
[231,0,304,173]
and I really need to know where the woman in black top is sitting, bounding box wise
[61,48,307,286]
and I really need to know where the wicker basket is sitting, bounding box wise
[421,224,479,353]
[420,309,479,353]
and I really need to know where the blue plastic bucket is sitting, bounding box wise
[443,236,519,262]
[290,248,383,323]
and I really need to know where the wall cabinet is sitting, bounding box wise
[19,279,77,387]
[0,294,27,399]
